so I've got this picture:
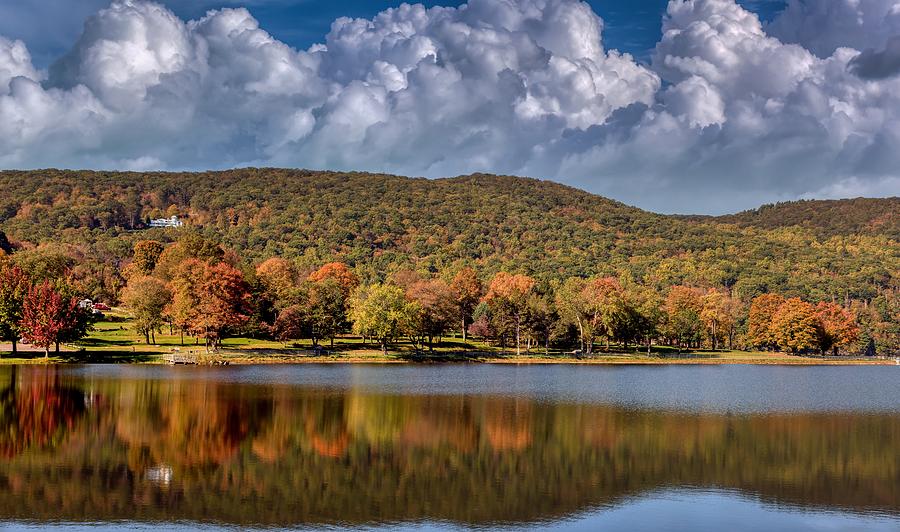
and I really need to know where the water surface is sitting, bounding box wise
[0,364,897,530]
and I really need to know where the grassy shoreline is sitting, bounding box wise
[1,317,895,366]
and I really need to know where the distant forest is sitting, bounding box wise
[0,169,896,354]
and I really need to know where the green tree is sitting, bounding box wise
[122,276,172,344]
[0,266,30,355]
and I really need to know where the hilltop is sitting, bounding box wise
[0,169,896,303]
[698,198,899,239]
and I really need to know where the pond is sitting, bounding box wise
[0,364,897,531]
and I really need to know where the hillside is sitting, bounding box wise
[703,198,900,239]
[0,169,896,303]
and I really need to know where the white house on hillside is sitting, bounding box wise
[149,215,184,228]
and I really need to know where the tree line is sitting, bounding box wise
[0,232,892,357]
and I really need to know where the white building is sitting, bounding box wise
[149,215,184,228]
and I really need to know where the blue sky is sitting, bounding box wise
[3,0,787,68]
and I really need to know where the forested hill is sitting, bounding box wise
[698,198,899,239]
[0,169,896,302]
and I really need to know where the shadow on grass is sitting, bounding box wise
[61,350,160,363]
[78,337,135,348]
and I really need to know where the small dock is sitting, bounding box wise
[163,352,199,365]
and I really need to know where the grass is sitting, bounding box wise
[0,311,893,365]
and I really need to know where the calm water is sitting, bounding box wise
[0,364,897,531]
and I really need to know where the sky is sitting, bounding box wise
[0,0,898,214]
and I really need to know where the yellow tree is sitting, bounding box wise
[664,286,703,349]
[255,257,298,307]
[771,298,820,354]
[700,289,736,351]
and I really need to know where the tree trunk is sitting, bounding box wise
[515,316,521,357]
[462,318,467,342]
[330,336,334,348]
[180,329,184,346]
[577,319,585,353]
[55,341,60,354]
[145,331,150,345]
[11,337,16,354]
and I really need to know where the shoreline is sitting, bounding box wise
[1,349,895,366]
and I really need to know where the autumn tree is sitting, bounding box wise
[770,298,820,354]
[256,257,299,308]
[485,272,535,356]
[308,262,358,300]
[168,259,205,345]
[153,233,224,280]
[130,240,165,277]
[700,289,737,350]
[0,266,30,355]
[450,267,482,341]
[271,305,308,346]
[407,279,456,352]
[664,286,703,349]
[815,302,859,355]
[20,281,82,357]
[467,301,495,340]
[747,293,786,350]
[307,279,347,347]
[350,284,418,355]
[194,263,253,351]
[122,276,172,344]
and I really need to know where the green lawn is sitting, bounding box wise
[0,313,889,365]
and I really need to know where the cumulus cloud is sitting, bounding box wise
[849,36,900,79]
[767,0,900,57]
[0,0,899,213]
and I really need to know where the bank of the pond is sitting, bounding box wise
[0,345,894,365]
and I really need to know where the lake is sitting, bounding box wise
[0,364,897,531]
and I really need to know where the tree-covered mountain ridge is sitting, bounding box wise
[0,169,897,302]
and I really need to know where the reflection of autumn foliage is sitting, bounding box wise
[114,382,270,469]
[482,399,532,451]
[0,370,897,526]
[0,368,84,458]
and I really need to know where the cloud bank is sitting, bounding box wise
[1,0,899,213]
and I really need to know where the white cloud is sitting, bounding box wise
[767,0,900,58]
[0,0,899,213]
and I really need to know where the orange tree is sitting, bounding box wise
[194,263,252,351]
[815,302,860,355]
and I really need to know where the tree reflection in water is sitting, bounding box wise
[0,366,896,527]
